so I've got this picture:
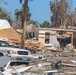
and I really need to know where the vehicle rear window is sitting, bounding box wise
[10,62,29,66]
[17,51,28,55]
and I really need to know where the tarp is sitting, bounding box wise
[0,19,21,41]
[50,35,60,48]
[0,19,11,29]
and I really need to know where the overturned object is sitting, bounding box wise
[51,60,62,69]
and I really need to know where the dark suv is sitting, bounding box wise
[0,40,13,47]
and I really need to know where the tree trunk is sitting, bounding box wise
[21,0,28,49]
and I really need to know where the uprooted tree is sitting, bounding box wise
[68,9,76,27]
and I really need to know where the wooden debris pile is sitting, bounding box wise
[24,40,46,51]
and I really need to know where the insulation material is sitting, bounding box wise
[24,40,45,51]
[0,28,21,41]
[50,35,60,48]
[0,20,21,42]
[0,19,11,29]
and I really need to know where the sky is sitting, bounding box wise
[0,0,76,24]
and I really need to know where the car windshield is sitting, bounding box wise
[47,72,55,75]
[17,51,28,55]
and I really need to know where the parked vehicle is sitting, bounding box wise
[0,47,32,62]
[4,60,32,72]
[0,56,10,67]
[0,60,32,75]
[0,51,4,56]
[40,70,57,75]
[0,40,13,47]
[40,70,64,75]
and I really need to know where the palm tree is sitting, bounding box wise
[14,6,31,29]
[15,9,22,21]
[0,7,3,18]
[14,9,22,28]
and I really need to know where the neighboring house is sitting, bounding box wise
[0,47,32,62]
[17,24,38,39]
[26,24,38,39]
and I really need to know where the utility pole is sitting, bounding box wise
[21,0,28,49]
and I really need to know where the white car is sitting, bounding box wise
[0,60,32,75]
[40,70,65,75]
[40,70,58,75]
[0,47,32,62]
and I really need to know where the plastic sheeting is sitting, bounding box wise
[0,19,11,29]
[50,35,60,48]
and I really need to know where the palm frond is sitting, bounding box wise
[19,0,22,4]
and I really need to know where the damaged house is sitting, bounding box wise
[38,28,76,51]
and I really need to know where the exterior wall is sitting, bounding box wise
[38,28,75,47]
[38,29,56,44]
[73,32,76,47]
[38,30,45,44]
[38,28,76,50]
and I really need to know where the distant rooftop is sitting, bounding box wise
[38,28,76,32]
